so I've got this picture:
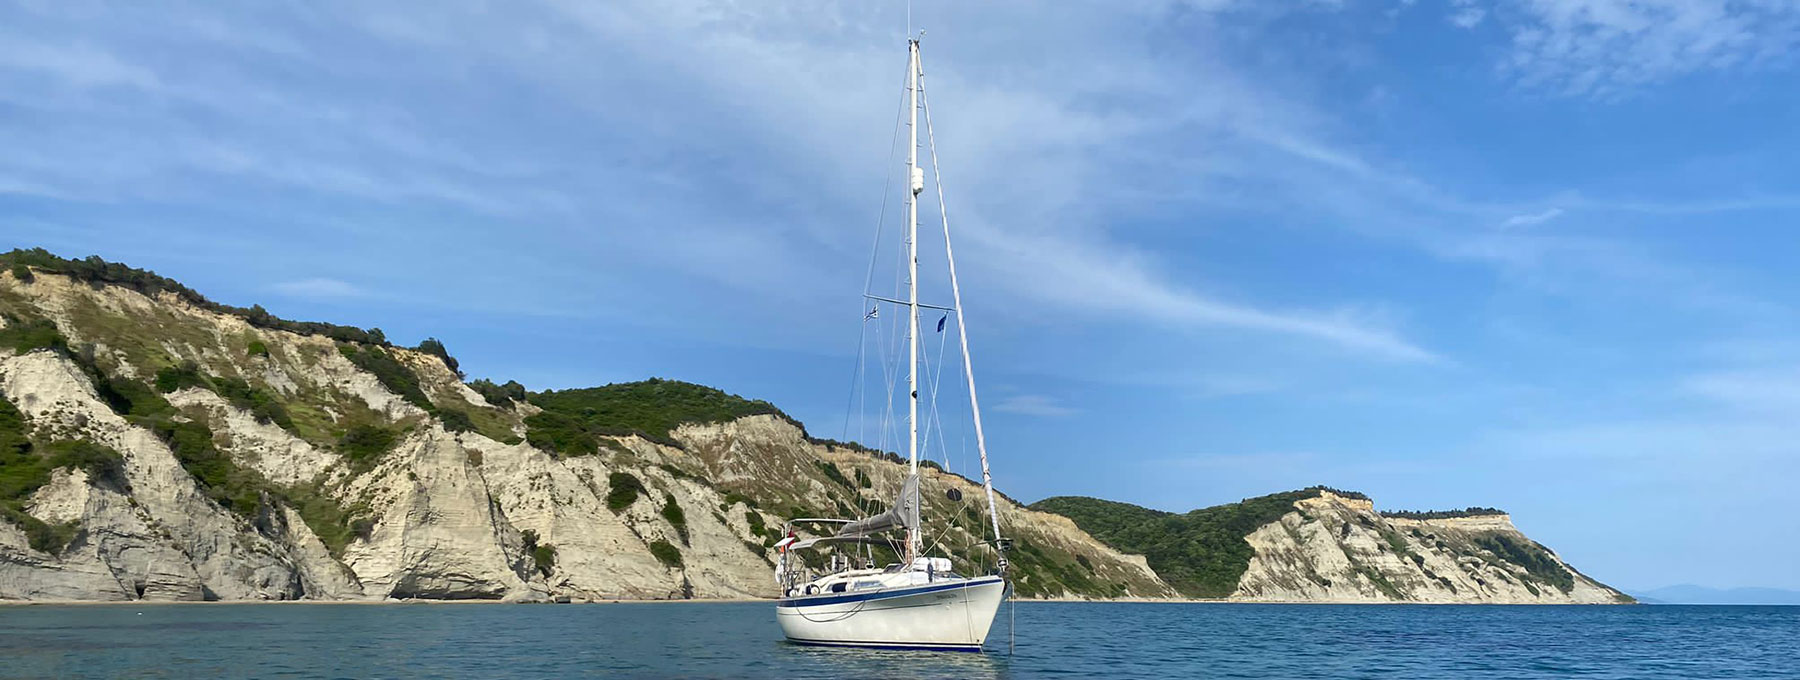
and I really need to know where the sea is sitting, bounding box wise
[1,601,1794,679]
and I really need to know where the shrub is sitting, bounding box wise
[213,376,294,431]
[0,398,58,550]
[340,424,398,467]
[41,440,127,490]
[661,495,689,545]
[291,483,367,558]
[1382,507,1507,520]
[523,411,597,457]
[414,338,460,376]
[1307,486,1372,501]
[467,379,527,407]
[1380,527,1411,555]
[744,508,767,538]
[338,345,432,412]
[521,529,557,577]
[437,408,476,434]
[605,472,644,511]
[526,378,796,449]
[0,248,391,347]
[0,316,67,355]
[152,363,295,433]
[814,461,853,489]
[0,506,77,554]
[1,395,129,554]
[246,339,269,357]
[153,361,209,393]
[10,263,32,283]
[1475,534,1574,593]
[532,543,557,577]
[648,539,683,569]
[0,392,29,460]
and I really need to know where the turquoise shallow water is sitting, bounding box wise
[1,601,1794,679]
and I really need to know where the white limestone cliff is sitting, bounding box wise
[1233,492,1629,604]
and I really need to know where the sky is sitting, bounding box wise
[3,0,1798,592]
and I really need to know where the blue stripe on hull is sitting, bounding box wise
[785,637,984,653]
[776,576,1004,608]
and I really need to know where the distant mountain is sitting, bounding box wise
[1632,585,1800,605]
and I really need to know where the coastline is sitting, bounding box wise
[0,596,1637,606]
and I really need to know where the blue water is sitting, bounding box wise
[1,602,1794,679]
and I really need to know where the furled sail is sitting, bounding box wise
[836,474,920,538]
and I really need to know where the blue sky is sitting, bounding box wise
[3,1,1798,591]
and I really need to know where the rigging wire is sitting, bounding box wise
[838,62,914,533]
[920,79,1006,552]
[844,55,914,447]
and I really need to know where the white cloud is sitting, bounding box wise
[1502,207,1564,227]
[973,227,1440,363]
[529,0,1444,364]
[1450,8,1487,28]
[992,394,1078,417]
[1498,0,1800,97]
[272,277,364,299]
[1449,0,1487,28]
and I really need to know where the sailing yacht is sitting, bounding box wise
[773,36,1010,653]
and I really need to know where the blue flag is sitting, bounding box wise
[937,315,947,332]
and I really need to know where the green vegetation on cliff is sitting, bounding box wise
[338,344,433,412]
[413,337,460,377]
[1474,533,1574,593]
[0,310,376,552]
[2,248,392,346]
[0,392,127,554]
[1032,486,1351,598]
[649,539,684,569]
[1383,507,1506,520]
[154,361,296,433]
[0,315,67,355]
[661,495,689,545]
[467,379,527,407]
[605,472,645,511]
[521,529,556,577]
[527,378,793,450]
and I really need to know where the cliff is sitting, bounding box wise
[1034,489,1633,604]
[0,249,1627,605]
[0,252,1169,601]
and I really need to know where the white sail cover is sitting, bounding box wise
[836,474,920,538]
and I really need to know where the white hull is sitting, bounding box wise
[775,576,1007,652]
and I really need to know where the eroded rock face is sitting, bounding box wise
[0,351,308,601]
[1233,493,1628,604]
[0,271,1171,602]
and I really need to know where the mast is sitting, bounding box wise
[904,37,923,563]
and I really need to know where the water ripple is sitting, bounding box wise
[0,602,1793,678]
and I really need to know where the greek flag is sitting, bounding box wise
[865,306,879,321]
